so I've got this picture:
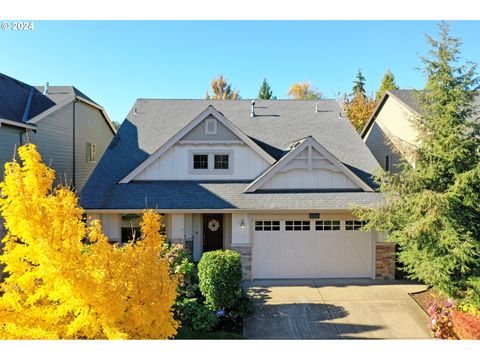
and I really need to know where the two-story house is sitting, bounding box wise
[0,72,116,240]
[80,99,395,280]
[361,89,480,171]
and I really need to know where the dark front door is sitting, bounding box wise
[203,214,223,252]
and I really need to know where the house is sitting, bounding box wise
[80,99,395,280]
[0,72,116,240]
[361,89,480,171]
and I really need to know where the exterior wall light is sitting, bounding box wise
[240,219,245,229]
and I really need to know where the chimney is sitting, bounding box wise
[250,100,255,118]
[43,82,49,95]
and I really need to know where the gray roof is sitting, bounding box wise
[0,72,99,124]
[80,99,381,210]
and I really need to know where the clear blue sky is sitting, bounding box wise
[1,21,479,123]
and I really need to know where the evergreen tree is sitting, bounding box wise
[376,69,399,102]
[352,69,366,95]
[355,22,480,305]
[257,78,276,99]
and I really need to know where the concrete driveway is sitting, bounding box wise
[243,279,432,339]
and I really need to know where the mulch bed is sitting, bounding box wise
[410,288,449,314]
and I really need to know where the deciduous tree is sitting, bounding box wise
[287,81,322,100]
[355,22,480,306]
[205,75,240,100]
[0,145,179,339]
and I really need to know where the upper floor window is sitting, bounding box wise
[190,151,232,174]
[86,143,97,163]
[193,154,209,169]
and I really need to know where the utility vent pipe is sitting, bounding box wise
[44,82,49,95]
[250,100,255,118]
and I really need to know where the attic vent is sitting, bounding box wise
[205,118,217,135]
[43,82,49,95]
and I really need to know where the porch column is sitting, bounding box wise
[231,213,252,280]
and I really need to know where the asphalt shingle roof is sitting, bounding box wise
[80,99,382,210]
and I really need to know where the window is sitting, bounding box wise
[193,154,208,169]
[315,220,341,231]
[255,221,280,231]
[346,220,368,231]
[385,155,390,171]
[285,220,310,231]
[86,143,97,163]
[214,154,229,169]
[205,118,217,135]
[121,213,142,243]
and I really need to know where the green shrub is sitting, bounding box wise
[198,250,242,310]
[161,243,198,299]
[175,298,219,332]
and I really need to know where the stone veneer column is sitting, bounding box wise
[375,242,396,280]
[231,245,252,280]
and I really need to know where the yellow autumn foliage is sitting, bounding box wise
[342,91,376,133]
[0,144,179,339]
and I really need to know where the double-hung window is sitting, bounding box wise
[190,151,232,173]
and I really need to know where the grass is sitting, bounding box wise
[175,328,243,339]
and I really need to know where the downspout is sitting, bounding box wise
[73,98,78,189]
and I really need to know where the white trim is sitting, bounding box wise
[0,118,37,130]
[119,105,276,183]
[245,136,373,193]
[84,208,364,214]
[178,140,243,145]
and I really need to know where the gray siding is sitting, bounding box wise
[74,101,114,191]
[364,122,403,172]
[0,124,23,181]
[25,104,75,188]
[181,115,239,142]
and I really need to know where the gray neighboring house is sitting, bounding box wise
[0,73,116,242]
[361,89,480,172]
[80,99,396,280]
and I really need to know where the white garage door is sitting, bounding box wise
[252,220,374,279]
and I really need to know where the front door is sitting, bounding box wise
[203,214,223,252]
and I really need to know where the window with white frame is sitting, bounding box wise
[285,220,310,231]
[345,220,368,231]
[86,143,97,163]
[190,151,232,173]
[254,221,280,231]
[315,220,341,231]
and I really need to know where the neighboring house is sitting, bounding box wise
[81,99,395,280]
[0,73,116,242]
[361,89,480,171]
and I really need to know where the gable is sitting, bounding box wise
[257,146,360,190]
[180,115,240,142]
[246,137,372,192]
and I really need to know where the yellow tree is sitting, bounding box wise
[0,144,178,339]
[287,81,322,100]
[205,75,240,99]
[342,91,376,132]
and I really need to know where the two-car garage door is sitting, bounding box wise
[252,219,374,279]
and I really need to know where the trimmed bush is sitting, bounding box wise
[198,250,242,310]
[175,298,219,332]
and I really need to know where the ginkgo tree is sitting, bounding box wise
[0,144,179,339]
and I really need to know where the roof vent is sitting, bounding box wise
[250,100,255,118]
[315,102,319,113]
[43,82,49,95]
[133,107,138,115]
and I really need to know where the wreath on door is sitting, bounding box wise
[208,219,221,232]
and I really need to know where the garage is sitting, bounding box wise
[252,219,374,279]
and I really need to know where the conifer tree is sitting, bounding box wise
[352,69,366,95]
[355,22,480,305]
[376,69,399,102]
[257,78,276,99]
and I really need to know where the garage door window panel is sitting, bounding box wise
[346,220,369,231]
[255,220,280,231]
[315,220,341,231]
[285,220,310,231]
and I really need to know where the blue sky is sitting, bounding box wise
[1,21,479,123]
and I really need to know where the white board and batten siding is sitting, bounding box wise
[259,146,360,190]
[133,144,269,181]
[87,213,121,242]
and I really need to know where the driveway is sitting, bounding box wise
[243,279,432,339]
